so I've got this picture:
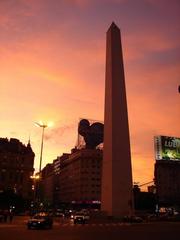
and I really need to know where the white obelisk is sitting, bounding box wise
[101,22,134,217]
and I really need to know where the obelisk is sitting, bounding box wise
[101,22,134,217]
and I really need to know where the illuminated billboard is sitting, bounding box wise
[154,136,180,161]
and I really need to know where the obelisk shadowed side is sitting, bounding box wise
[101,23,134,217]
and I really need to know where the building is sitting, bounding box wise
[133,184,156,211]
[0,138,34,200]
[155,160,180,205]
[53,154,70,175]
[58,148,102,207]
[53,154,70,206]
[147,185,156,194]
[154,136,180,206]
[40,117,104,209]
[41,163,54,205]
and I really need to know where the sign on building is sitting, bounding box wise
[154,136,180,161]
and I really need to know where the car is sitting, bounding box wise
[27,213,53,229]
[73,212,90,224]
[0,214,3,222]
[123,215,143,223]
[70,213,75,219]
[55,212,65,217]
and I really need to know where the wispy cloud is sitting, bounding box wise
[45,122,76,142]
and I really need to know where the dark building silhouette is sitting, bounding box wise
[40,116,104,209]
[133,185,156,211]
[41,148,102,208]
[155,160,180,205]
[58,148,102,207]
[40,163,54,206]
[53,154,70,206]
[0,138,34,200]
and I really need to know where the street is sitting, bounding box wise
[0,216,180,240]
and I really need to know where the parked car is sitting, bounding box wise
[55,211,65,218]
[27,213,53,229]
[73,212,90,224]
[123,215,143,223]
[0,212,3,222]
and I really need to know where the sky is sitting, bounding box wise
[0,0,179,188]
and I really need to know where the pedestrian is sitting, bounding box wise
[9,210,13,223]
[3,210,8,222]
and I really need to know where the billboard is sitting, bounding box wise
[154,136,180,161]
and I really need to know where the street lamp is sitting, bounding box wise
[35,122,47,173]
[34,121,53,207]
[35,121,53,172]
[35,121,53,173]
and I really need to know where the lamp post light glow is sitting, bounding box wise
[30,175,40,180]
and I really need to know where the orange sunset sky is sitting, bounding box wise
[0,0,179,187]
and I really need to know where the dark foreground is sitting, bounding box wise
[0,216,180,240]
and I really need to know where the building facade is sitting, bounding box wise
[0,138,34,200]
[41,163,54,205]
[53,154,70,206]
[155,160,180,205]
[58,148,102,206]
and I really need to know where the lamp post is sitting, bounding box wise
[34,121,53,208]
[35,122,48,173]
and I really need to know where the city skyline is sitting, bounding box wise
[0,0,180,186]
